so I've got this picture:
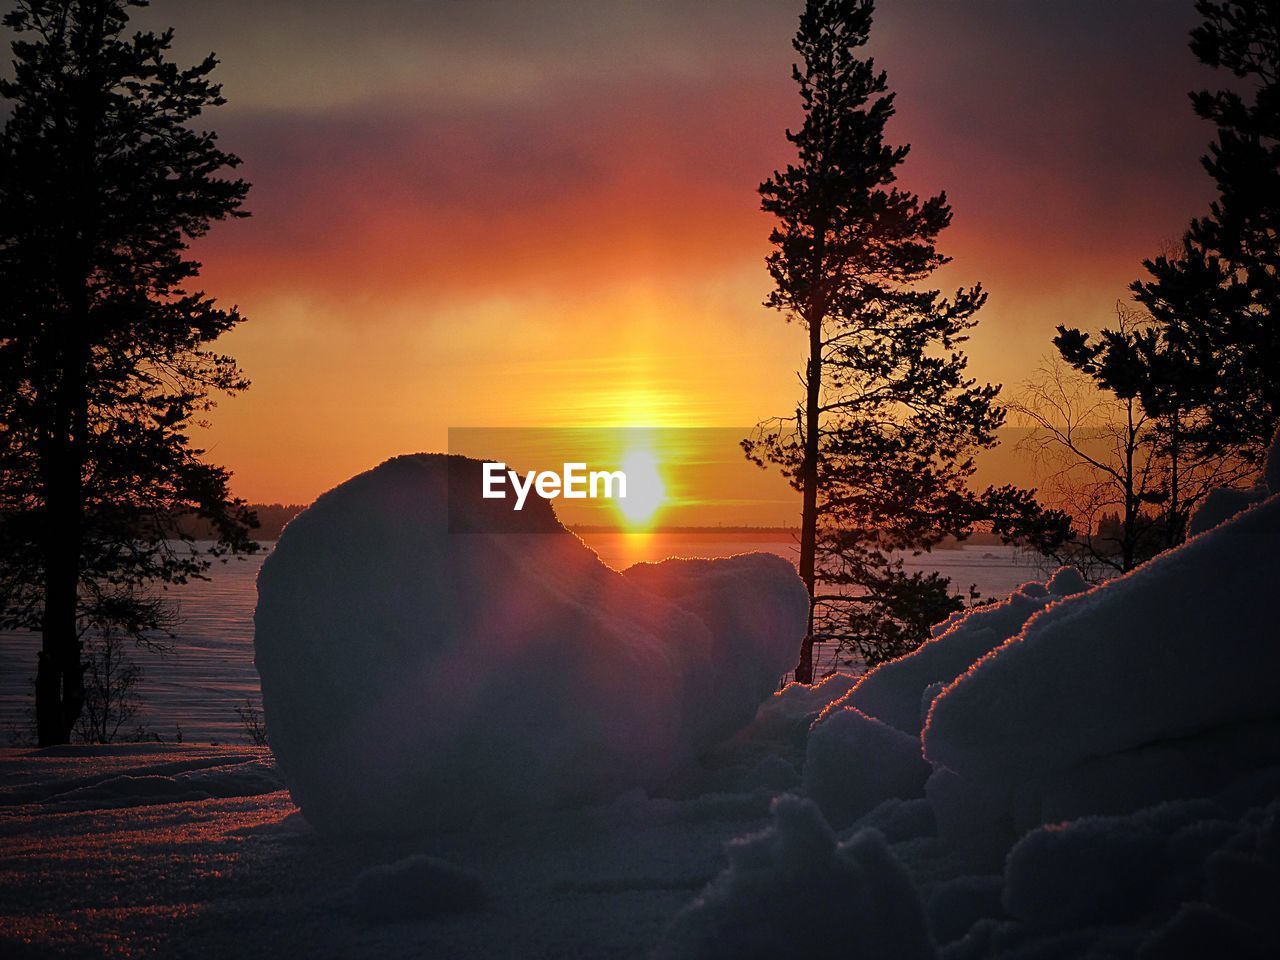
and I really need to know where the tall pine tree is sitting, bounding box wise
[1132,0,1280,464]
[0,0,255,745]
[745,0,1055,679]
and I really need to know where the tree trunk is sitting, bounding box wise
[1121,400,1138,572]
[36,220,92,746]
[35,56,99,746]
[793,212,830,685]
[36,427,85,746]
[36,357,88,745]
[1167,410,1181,549]
[37,547,83,746]
[795,277,824,685]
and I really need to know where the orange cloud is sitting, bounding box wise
[170,1,1215,504]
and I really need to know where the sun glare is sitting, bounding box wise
[616,447,665,529]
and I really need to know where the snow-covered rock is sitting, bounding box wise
[624,556,816,748]
[254,454,808,834]
[657,795,935,960]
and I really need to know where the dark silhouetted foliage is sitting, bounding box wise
[1039,0,1273,574]
[1131,0,1280,464]
[745,0,1068,674]
[0,0,254,745]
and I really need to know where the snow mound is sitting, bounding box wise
[924,490,1280,789]
[1046,565,1088,595]
[1003,807,1180,929]
[1187,425,1280,537]
[1187,485,1268,537]
[926,875,1005,946]
[925,767,1016,871]
[624,556,818,747]
[254,454,808,834]
[353,855,487,923]
[770,671,861,721]
[852,796,936,843]
[836,570,1086,736]
[735,672,860,751]
[657,794,934,960]
[961,797,1280,958]
[803,706,930,828]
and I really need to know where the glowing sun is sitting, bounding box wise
[616,447,665,528]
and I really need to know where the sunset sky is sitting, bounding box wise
[134,0,1214,506]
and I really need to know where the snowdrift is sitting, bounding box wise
[803,705,930,828]
[925,485,1280,810]
[250,430,1279,954]
[253,454,808,834]
[790,429,1280,844]
[833,566,1088,737]
[699,427,1280,957]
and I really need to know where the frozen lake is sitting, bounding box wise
[0,536,1045,745]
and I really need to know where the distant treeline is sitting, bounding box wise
[172,504,306,542]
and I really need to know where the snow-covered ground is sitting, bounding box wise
[0,743,790,959]
[3,443,1275,958]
